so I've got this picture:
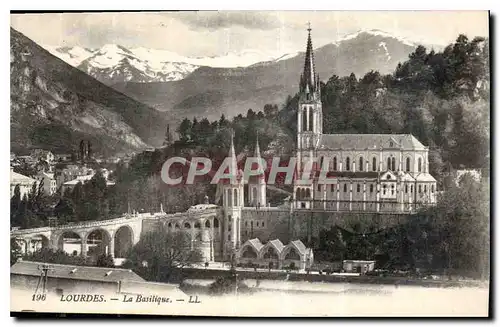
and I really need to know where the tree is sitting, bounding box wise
[96,254,115,268]
[11,238,22,266]
[125,227,202,282]
[177,118,192,142]
[10,185,21,226]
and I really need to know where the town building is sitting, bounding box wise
[30,149,55,164]
[37,172,57,196]
[10,167,37,199]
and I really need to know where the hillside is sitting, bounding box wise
[111,30,419,125]
[10,28,169,156]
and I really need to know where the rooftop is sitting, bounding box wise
[317,134,427,151]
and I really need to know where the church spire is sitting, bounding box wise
[254,132,261,158]
[300,23,317,95]
[229,129,238,182]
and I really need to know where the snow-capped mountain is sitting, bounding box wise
[43,29,437,86]
[44,44,288,85]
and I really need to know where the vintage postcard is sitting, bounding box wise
[9,11,490,317]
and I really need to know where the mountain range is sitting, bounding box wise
[109,29,435,126]
[11,27,442,156]
[10,28,169,156]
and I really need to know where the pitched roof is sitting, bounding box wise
[289,240,307,254]
[317,134,427,151]
[11,261,144,283]
[268,239,285,252]
[247,238,264,251]
[10,171,36,185]
[414,173,437,182]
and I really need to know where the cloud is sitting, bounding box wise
[178,12,281,31]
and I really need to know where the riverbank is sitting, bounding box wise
[178,267,487,289]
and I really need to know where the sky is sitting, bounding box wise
[10,11,489,57]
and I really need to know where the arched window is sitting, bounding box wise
[184,222,191,229]
[262,222,265,227]
[214,218,219,228]
[405,184,408,193]
[372,157,377,171]
[431,184,435,193]
[383,184,387,195]
[234,189,238,206]
[333,157,337,171]
[300,188,306,200]
[245,221,248,227]
[346,157,350,171]
[251,221,254,228]
[309,108,314,131]
[370,184,374,193]
[227,189,232,207]
[410,185,413,193]
[424,185,427,193]
[343,184,347,192]
[317,184,321,191]
[302,109,307,132]
[356,184,360,193]
[406,157,411,172]
[256,222,259,227]
[391,184,395,195]
[387,157,391,171]
[295,188,301,200]
[419,185,422,193]
[391,157,396,171]
[359,157,364,171]
[305,189,311,199]
[330,184,335,192]
[319,156,324,169]
[418,158,422,173]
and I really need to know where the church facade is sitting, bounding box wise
[293,26,437,213]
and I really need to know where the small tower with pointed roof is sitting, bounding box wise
[221,130,244,259]
[248,134,267,208]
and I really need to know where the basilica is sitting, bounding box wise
[215,26,437,268]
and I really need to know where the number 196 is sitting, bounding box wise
[32,294,46,301]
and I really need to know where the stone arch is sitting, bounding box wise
[372,156,377,171]
[174,222,180,229]
[86,228,112,257]
[261,245,280,260]
[12,237,28,254]
[283,247,301,261]
[194,221,201,229]
[114,225,134,258]
[213,218,220,228]
[358,156,364,171]
[305,189,311,199]
[28,234,50,253]
[57,231,82,255]
[346,157,351,171]
[205,220,211,228]
[184,222,191,229]
[167,222,172,229]
[241,245,258,259]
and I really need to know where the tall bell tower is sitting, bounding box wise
[222,132,244,261]
[295,24,322,209]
